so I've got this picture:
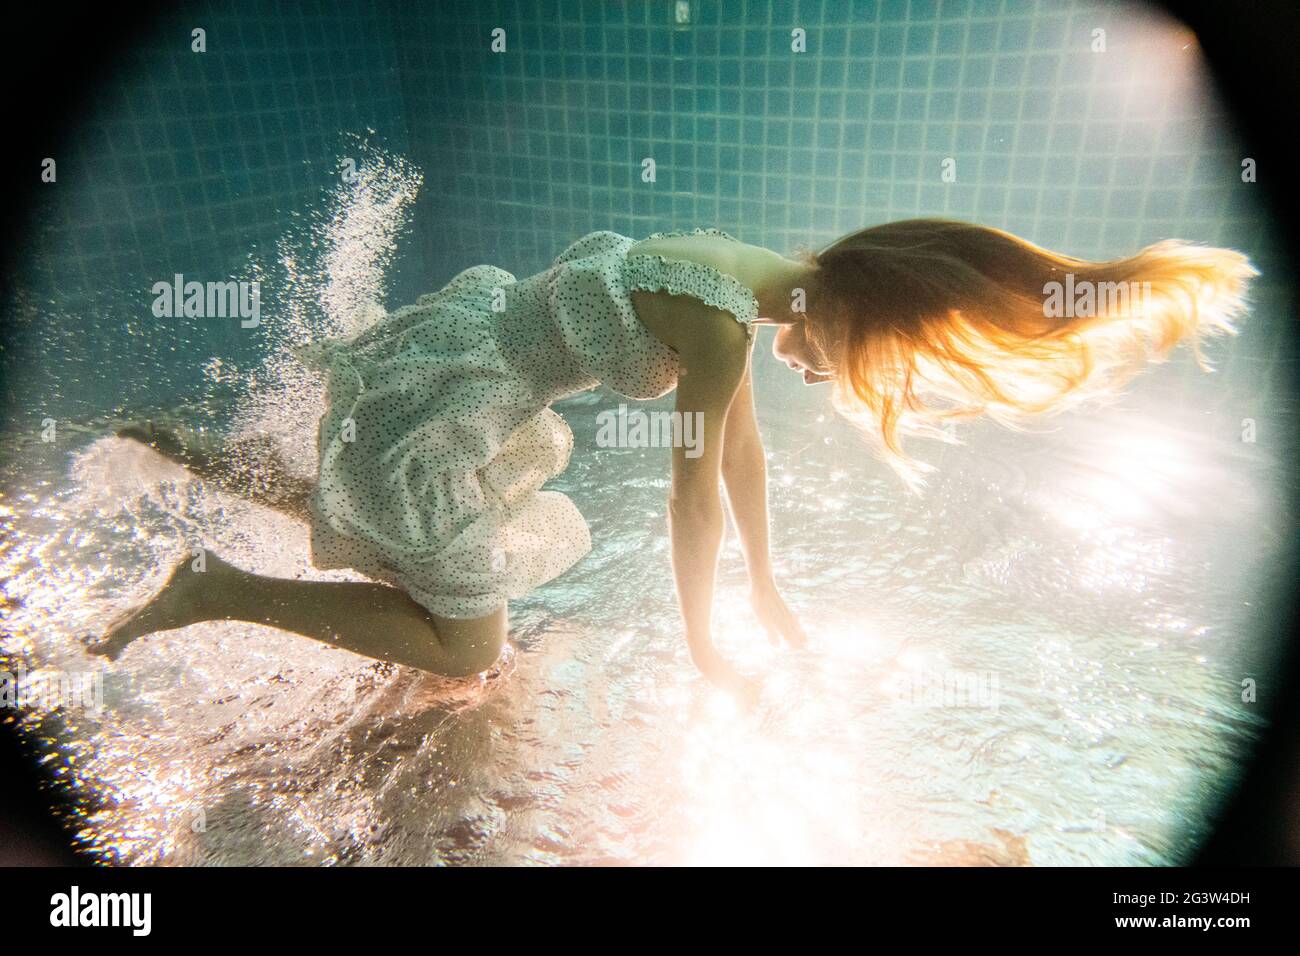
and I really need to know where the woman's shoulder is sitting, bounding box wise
[630,282,753,363]
[626,230,764,321]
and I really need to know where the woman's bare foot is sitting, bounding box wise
[116,421,314,522]
[117,420,189,461]
[87,552,231,661]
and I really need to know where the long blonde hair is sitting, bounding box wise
[798,218,1257,490]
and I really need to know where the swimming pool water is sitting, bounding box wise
[0,154,1286,865]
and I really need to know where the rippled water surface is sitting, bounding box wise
[0,155,1288,866]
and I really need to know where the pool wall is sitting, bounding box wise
[6,0,1287,420]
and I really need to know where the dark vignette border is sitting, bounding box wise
[0,0,1296,867]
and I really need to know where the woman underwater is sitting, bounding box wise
[90,219,1255,700]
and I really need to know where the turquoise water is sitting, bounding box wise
[0,0,1292,864]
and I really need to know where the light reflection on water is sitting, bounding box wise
[0,152,1286,866]
[0,380,1281,865]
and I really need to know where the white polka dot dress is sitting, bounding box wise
[293,228,758,619]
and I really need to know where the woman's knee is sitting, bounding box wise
[429,605,507,676]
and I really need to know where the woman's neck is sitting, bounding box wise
[745,247,815,319]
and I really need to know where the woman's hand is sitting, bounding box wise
[749,578,809,649]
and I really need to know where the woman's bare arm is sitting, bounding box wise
[720,358,773,584]
[720,353,809,649]
[664,298,751,685]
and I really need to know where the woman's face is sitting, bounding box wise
[772,316,834,385]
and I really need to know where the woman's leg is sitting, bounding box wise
[88,551,507,678]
